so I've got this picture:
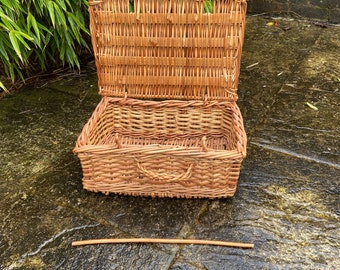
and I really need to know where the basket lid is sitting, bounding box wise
[89,0,247,101]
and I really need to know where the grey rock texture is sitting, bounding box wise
[247,0,340,23]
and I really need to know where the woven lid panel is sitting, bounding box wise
[89,0,247,101]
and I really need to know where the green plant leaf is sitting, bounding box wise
[204,0,213,13]
[59,0,68,11]
[0,9,14,24]
[0,0,16,10]
[64,0,73,10]
[0,17,15,31]
[67,13,80,43]
[47,1,56,27]
[0,39,10,61]
[0,32,12,61]
[14,30,34,50]
[36,21,52,35]
[8,64,15,82]
[54,3,67,27]
[65,46,79,68]
[9,30,23,62]
[68,12,89,34]
[63,30,73,47]
[27,12,41,44]
[42,32,53,50]
[0,80,8,92]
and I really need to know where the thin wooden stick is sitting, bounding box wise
[72,238,254,249]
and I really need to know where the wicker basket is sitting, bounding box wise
[74,97,246,198]
[74,0,247,198]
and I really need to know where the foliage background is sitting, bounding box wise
[0,0,90,91]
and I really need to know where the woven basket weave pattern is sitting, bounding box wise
[89,0,247,100]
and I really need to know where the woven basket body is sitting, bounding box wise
[74,0,247,198]
[75,97,246,198]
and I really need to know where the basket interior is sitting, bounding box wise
[87,99,240,151]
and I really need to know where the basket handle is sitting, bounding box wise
[137,162,194,183]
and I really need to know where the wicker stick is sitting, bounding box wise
[72,238,254,249]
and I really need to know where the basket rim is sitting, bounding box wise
[74,142,245,159]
